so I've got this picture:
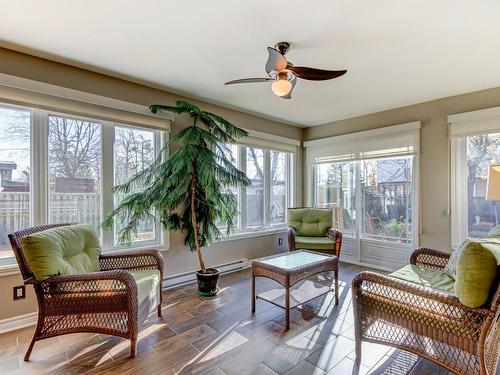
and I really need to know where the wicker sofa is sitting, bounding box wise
[352,232,500,375]
[9,223,164,361]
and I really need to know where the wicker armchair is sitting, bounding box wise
[287,208,343,256]
[8,223,164,361]
[352,247,500,375]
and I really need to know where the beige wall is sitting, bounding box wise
[0,48,300,320]
[2,46,500,322]
[304,86,500,252]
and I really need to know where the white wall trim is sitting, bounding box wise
[0,72,173,122]
[304,121,421,148]
[0,264,22,277]
[0,312,37,334]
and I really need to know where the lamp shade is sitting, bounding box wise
[486,164,500,201]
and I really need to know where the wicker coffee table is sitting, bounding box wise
[251,250,339,329]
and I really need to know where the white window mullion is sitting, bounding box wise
[354,161,362,262]
[31,109,48,226]
[239,146,247,230]
[263,150,271,227]
[101,122,114,249]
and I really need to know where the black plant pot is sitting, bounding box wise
[196,268,220,296]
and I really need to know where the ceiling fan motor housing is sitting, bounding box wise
[275,42,290,56]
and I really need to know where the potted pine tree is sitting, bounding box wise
[103,100,250,296]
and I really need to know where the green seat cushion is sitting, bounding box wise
[129,269,161,305]
[455,239,500,308]
[487,225,500,238]
[288,208,332,237]
[389,264,456,295]
[295,236,334,250]
[21,224,101,280]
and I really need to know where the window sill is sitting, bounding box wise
[105,243,170,253]
[216,227,288,243]
[0,264,21,277]
[0,243,170,278]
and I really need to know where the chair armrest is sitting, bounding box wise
[287,227,296,251]
[27,270,138,301]
[327,228,342,257]
[410,247,450,270]
[352,271,492,317]
[100,249,164,276]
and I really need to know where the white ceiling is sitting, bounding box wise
[1,1,500,127]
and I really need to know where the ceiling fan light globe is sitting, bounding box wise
[271,79,293,97]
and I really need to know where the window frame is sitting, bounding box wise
[310,156,417,245]
[0,102,169,263]
[228,144,294,237]
[450,130,500,247]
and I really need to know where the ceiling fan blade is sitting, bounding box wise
[281,75,297,100]
[288,66,347,81]
[225,78,274,85]
[265,47,288,74]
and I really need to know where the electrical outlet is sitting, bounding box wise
[278,237,283,246]
[13,285,25,301]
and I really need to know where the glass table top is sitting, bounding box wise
[259,251,331,270]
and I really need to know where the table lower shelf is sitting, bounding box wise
[256,276,334,310]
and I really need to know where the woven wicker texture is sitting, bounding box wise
[8,224,164,361]
[352,247,500,375]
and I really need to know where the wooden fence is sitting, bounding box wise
[0,192,100,250]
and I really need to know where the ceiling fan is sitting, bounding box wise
[225,42,347,99]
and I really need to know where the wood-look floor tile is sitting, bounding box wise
[0,264,453,375]
[284,360,325,375]
[306,335,355,372]
[153,324,216,355]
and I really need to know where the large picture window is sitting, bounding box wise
[222,144,293,234]
[451,114,500,244]
[307,122,420,270]
[0,107,31,257]
[0,103,167,264]
[312,157,413,243]
[464,132,500,237]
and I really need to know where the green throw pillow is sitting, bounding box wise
[454,239,500,308]
[21,224,101,280]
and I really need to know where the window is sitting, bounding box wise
[312,157,413,243]
[270,151,288,225]
[218,144,293,235]
[306,122,420,269]
[313,162,355,236]
[114,126,157,244]
[245,147,264,228]
[464,133,500,238]
[361,157,413,243]
[451,117,500,243]
[48,115,102,233]
[0,106,31,258]
[0,102,167,265]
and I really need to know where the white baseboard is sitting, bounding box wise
[0,312,37,334]
[162,258,250,289]
[339,258,394,272]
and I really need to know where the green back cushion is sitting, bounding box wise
[487,225,500,238]
[287,208,332,237]
[21,224,101,280]
[455,239,500,308]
